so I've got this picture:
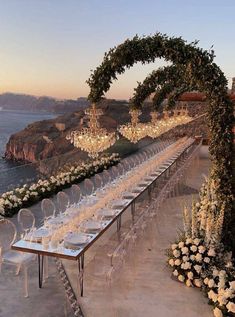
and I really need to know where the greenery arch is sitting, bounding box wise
[87,33,234,247]
[130,65,197,110]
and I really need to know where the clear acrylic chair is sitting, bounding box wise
[71,184,82,206]
[41,198,56,220]
[116,163,125,176]
[0,219,35,297]
[101,170,111,186]
[93,174,103,190]
[57,191,70,214]
[82,179,94,196]
[110,166,119,180]
[17,208,35,237]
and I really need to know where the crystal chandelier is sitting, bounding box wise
[66,103,117,158]
[160,110,172,133]
[147,111,163,138]
[119,109,147,143]
[174,107,192,125]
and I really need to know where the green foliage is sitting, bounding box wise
[87,32,234,249]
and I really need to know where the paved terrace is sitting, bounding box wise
[0,146,211,317]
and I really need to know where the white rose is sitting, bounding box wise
[181,263,186,270]
[194,265,202,274]
[213,307,223,317]
[168,259,175,267]
[208,290,218,302]
[190,245,197,252]
[226,302,235,313]
[204,277,209,285]
[218,279,226,289]
[178,275,185,283]
[174,259,181,266]
[184,262,192,270]
[229,281,235,290]
[182,256,189,262]
[173,269,178,277]
[171,244,178,250]
[181,247,189,255]
[223,288,234,299]
[213,269,219,277]
[196,202,200,208]
[204,257,210,263]
[173,250,181,258]
[194,279,202,288]
[187,272,194,280]
[208,248,216,257]
[198,245,206,254]
[193,238,201,246]
[178,241,184,248]
[186,238,193,245]
[195,253,203,262]
[190,255,195,261]
[219,270,226,278]
[186,279,192,287]
[208,279,215,288]
[217,294,228,306]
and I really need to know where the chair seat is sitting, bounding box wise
[3,250,34,264]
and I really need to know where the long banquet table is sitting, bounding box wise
[12,137,197,296]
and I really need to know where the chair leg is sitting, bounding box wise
[15,263,21,276]
[23,266,29,298]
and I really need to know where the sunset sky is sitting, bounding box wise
[0,0,234,100]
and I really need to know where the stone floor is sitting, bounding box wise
[0,191,74,316]
[0,146,212,317]
[63,146,213,317]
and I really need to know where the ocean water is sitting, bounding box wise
[0,110,56,194]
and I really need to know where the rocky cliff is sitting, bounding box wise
[4,100,208,167]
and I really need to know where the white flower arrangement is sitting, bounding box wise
[0,153,120,217]
[167,177,235,317]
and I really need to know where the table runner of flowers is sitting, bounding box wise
[167,177,235,317]
[0,153,120,217]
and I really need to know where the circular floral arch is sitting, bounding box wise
[87,33,234,246]
[130,64,197,110]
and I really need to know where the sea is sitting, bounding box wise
[0,109,57,194]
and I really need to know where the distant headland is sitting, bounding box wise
[0,92,90,114]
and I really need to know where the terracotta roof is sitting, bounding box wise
[179,92,206,101]
[178,92,235,102]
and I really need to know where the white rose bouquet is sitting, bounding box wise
[167,236,216,288]
[0,153,120,217]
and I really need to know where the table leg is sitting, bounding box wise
[117,215,122,232]
[78,254,84,297]
[38,254,44,288]
[131,201,135,223]
[148,187,152,202]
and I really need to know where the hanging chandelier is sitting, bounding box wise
[147,111,163,138]
[160,110,173,133]
[174,107,192,125]
[66,103,117,158]
[119,109,147,143]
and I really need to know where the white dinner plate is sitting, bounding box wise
[111,199,129,209]
[82,220,103,232]
[64,232,90,245]
[97,208,117,218]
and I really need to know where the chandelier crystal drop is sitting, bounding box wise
[119,109,147,143]
[66,103,117,158]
